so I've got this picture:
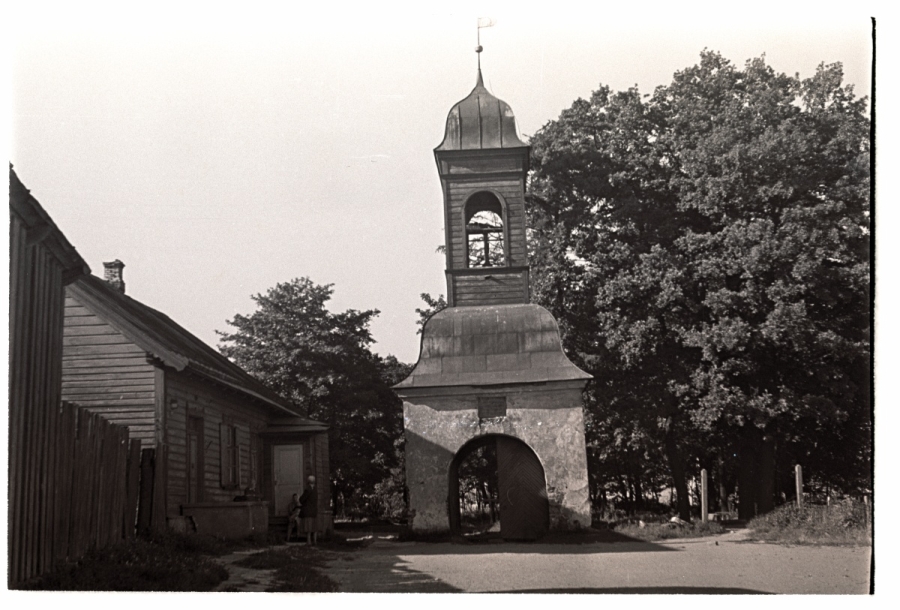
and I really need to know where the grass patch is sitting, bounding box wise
[613,520,725,542]
[234,545,339,592]
[18,535,229,591]
[747,501,872,546]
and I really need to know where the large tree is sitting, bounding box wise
[527,52,870,519]
[217,277,408,514]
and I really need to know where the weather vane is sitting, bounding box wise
[476,17,495,70]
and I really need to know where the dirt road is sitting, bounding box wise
[322,530,871,594]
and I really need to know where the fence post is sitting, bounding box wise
[700,468,708,523]
[123,440,142,541]
[795,464,803,509]
[137,448,155,536]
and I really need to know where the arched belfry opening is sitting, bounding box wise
[394,55,592,537]
[464,192,507,268]
[449,434,549,540]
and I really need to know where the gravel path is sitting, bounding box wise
[322,530,871,594]
[213,546,286,591]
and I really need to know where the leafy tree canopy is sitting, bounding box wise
[415,293,447,334]
[527,51,870,514]
[217,277,410,510]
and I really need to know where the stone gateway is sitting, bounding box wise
[394,60,592,538]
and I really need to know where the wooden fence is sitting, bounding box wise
[9,403,141,587]
[9,168,142,586]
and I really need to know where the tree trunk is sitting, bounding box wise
[738,427,759,520]
[632,470,643,512]
[664,420,691,521]
[737,427,777,518]
[717,453,729,513]
[757,435,776,514]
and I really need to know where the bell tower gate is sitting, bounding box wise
[394,60,592,537]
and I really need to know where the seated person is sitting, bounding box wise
[286,493,302,541]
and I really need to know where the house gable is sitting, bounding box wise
[62,291,159,448]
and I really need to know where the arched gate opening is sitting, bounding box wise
[448,434,549,540]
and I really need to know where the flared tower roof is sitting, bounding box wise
[435,69,528,151]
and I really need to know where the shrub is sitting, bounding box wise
[613,519,725,541]
[748,499,872,546]
[19,535,229,591]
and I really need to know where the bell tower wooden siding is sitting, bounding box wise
[437,148,531,307]
[61,293,158,448]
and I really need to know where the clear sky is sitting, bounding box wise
[8,2,873,365]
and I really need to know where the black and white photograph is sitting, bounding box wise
[5,0,880,598]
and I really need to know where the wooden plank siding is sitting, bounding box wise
[445,155,523,174]
[163,369,273,517]
[9,208,133,585]
[8,213,29,585]
[446,178,528,270]
[8,213,68,585]
[452,271,529,306]
[61,293,158,448]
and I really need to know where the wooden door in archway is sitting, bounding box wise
[496,437,549,540]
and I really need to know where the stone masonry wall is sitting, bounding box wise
[402,384,591,532]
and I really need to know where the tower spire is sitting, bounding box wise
[475,17,494,87]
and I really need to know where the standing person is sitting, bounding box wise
[298,475,318,545]
[286,493,302,542]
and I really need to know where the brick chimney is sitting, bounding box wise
[103,260,126,294]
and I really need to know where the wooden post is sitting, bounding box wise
[795,464,803,509]
[137,448,155,535]
[124,440,142,540]
[701,468,709,523]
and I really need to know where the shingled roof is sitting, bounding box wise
[68,273,326,429]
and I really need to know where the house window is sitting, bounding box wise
[465,192,506,268]
[478,396,507,419]
[220,422,239,488]
[249,441,259,492]
[187,416,204,503]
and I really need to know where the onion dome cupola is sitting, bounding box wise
[436,69,529,151]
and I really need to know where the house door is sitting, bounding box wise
[496,436,549,540]
[187,417,204,503]
[273,444,303,516]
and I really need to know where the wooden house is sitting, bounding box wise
[61,265,331,536]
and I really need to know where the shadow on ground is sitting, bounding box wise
[323,528,693,592]
[337,524,678,555]
[493,587,768,594]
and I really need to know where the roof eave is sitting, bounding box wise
[9,167,91,283]
[67,280,190,371]
[184,362,303,418]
